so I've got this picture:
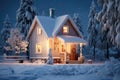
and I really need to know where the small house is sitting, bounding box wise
[26,9,87,63]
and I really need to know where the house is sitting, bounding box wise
[26,10,87,63]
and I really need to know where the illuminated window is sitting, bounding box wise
[36,44,42,54]
[37,27,42,35]
[61,44,65,52]
[66,43,70,53]
[63,25,69,33]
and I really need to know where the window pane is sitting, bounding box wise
[63,26,69,33]
[36,44,42,53]
[37,27,42,35]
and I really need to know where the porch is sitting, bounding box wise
[54,35,87,63]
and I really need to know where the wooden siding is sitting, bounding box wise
[29,22,49,58]
[57,19,80,37]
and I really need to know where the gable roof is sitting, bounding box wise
[26,15,83,40]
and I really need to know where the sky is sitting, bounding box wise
[0,0,98,35]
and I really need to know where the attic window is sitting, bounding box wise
[37,27,42,35]
[63,25,69,33]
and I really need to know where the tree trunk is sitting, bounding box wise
[93,43,96,61]
[106,42,109,59]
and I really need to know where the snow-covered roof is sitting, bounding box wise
[37,16,55,37]
[27,15,83,39]
[57,35,87,43]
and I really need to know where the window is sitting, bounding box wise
[63,25,69,33]
[61,44,65,52]
[37,27,42,35]
[36,44,42,54]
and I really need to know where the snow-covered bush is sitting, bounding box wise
[97,57,120,77]
[5,28,28,55]
[33,59,45,64]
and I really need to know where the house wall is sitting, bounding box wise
[57,19,80,37]
[29,22,49,58]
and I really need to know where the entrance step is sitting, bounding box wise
[68,60,81,64]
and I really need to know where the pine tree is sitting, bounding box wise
[115,0,120,47]
[87,0,97,60]
[73,13,83,34]
[97,0,120,59]
[0,15,11,54]
[16,0,38,36]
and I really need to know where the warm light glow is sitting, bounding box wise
[47,39,49,53]
[37,27,42,35]
[61,43,65,52]
[63,25,69,33]
[36,44,42,53]
[66,43,70,53]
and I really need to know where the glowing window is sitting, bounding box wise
[61,44,65,52]
[36,44,42,54]
[63,26,69,33]
[37,27,42,35]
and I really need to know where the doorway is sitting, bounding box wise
[69,44,78,60]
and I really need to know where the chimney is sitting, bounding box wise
[49,8,55,18]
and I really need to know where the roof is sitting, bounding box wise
[57,35,87,44]
[26,15,83,39]
[37,16,55,37]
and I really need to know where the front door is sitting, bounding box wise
[69,44,78,60]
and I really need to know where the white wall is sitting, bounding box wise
[29,22,49,58]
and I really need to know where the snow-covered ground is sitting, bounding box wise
[0,58,120,80]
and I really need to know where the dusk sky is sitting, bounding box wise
[0,0,98,33]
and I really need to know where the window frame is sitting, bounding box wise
[37,27,42,35]
[63,25,69,33]
[36,44,42,54]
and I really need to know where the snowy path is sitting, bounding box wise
[0,74,109,80]
[0,63,113,80]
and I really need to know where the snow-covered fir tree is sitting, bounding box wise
[16,0,38,36]
[97,0,120,58]
[115,0,120,47]
[0,15,11,54]
[46,48,53,65]
[5,28,28,55]
[73,13,83,34]
[97,0,119,46]
[87,0,98,60]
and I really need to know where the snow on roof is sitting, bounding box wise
[52,15,68,36]
[27,15,83,39]
[37,15,71,37]
[57,35,87,43]
[37,16,55,37]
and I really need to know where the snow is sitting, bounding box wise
[37,16,55,37]
[0,61,118,80]
[53,15,70,36]
[58,35,87,43]
[28,15,83,39]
